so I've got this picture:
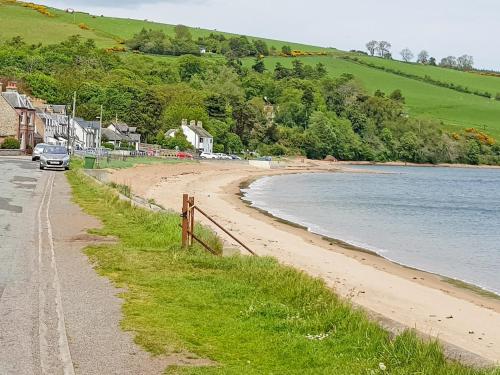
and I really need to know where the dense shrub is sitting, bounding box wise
[1,138,20,149]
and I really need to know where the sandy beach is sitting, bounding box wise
[108,159,500,365]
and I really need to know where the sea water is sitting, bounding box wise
[243,166,500,295]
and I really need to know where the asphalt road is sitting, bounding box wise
[0,157,169,375]
[0,157,46,374]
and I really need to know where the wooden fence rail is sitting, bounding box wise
[181,194,256,256]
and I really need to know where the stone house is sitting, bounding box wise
[105,121,141,150]
[0,82,36,150]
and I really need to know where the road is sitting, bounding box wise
[0,157,168,374]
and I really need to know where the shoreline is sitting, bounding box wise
[239,176,500,301]
[107,160,500,365]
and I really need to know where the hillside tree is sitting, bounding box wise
[400,48,414,62]
[376,41,391,57]
[281,45,292,56]
[174,24,192,40]
[440,56,457,68]
[457,54,474,71]
[366,40,378,56]
[417,50,429,64]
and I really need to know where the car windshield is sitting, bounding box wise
[35,144,46,150]
[44,146,67,154]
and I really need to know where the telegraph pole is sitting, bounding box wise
[96,105,103,167]
[71,91,76,153]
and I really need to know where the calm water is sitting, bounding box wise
[243,166,500,294]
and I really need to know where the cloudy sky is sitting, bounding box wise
[41,0,497,70]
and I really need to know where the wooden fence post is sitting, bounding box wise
[182,194,189,248]
[189,196,195,246]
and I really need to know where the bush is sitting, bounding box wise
[1,138,20,149]
[102,142,115,150]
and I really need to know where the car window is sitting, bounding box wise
[44,146,67,154]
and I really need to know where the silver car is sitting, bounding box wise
[32,143,49,161]
[39,146,70,170]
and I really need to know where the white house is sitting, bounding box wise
[72,117,100,149]
[167,119,213,153]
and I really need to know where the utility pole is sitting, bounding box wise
[96,105,103,167]
[71,91,76,153]
[66,104,70,154]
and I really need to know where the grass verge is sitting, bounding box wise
[66,169,499,375]
[95,157,195,170]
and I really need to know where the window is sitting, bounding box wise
[199,137,204,143]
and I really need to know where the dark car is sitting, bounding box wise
[39,146,70,170]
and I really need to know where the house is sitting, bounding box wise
[167,119,213,153]
[104,121,141,150]
[72,117,100,149]
[35,105,70,146]
[0,82,36,150]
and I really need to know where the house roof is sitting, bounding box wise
[102,127,128,142]
[185,124,213,138]
[73,117,100,130]
[2,91,34,110]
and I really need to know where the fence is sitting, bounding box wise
[181,194,256,256]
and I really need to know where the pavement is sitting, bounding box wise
[0,157,169,374]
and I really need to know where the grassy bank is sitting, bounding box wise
[95,156,194,170]
[66,169,499,374]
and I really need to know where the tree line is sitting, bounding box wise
[126,25,272,58]
[0,35,498,165]
[365,40,475,71]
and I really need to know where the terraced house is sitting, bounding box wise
[0,82,36,150]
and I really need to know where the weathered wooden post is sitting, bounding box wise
[181,194,189,248]
[189,196,195,246]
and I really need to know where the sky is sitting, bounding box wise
[40,0,498,70]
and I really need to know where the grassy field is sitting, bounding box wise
[0,1,332,53]
[248,56,500,138]
[355,55,500,98]
[0,2,115,47]
[65,169,500,375]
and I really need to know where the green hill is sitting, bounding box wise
[249,56,500,138]
[1,0,499,139]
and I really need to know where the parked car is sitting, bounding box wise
[32,143,49,161]
[215,153,232,160]
[230,154,242,160]
[39,145,70,170]
[200,152,218,159]
[176,151,193,159]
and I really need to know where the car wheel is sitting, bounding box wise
[39,165,44,170]
[65,167,70,170]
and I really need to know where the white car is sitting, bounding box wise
[200,152,218,159]
[215,153,232,160]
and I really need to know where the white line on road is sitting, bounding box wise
[38,172,75,375]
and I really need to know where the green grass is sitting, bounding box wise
[355,55,500,98]
[0,1,333,53]
[95,156,194,170]
[248,56,500,139]
[0,2,114,47]
[66,169,499,375]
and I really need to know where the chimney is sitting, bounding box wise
[6,81,18,92]
[190,120,196,127]
[197,121,203,128]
